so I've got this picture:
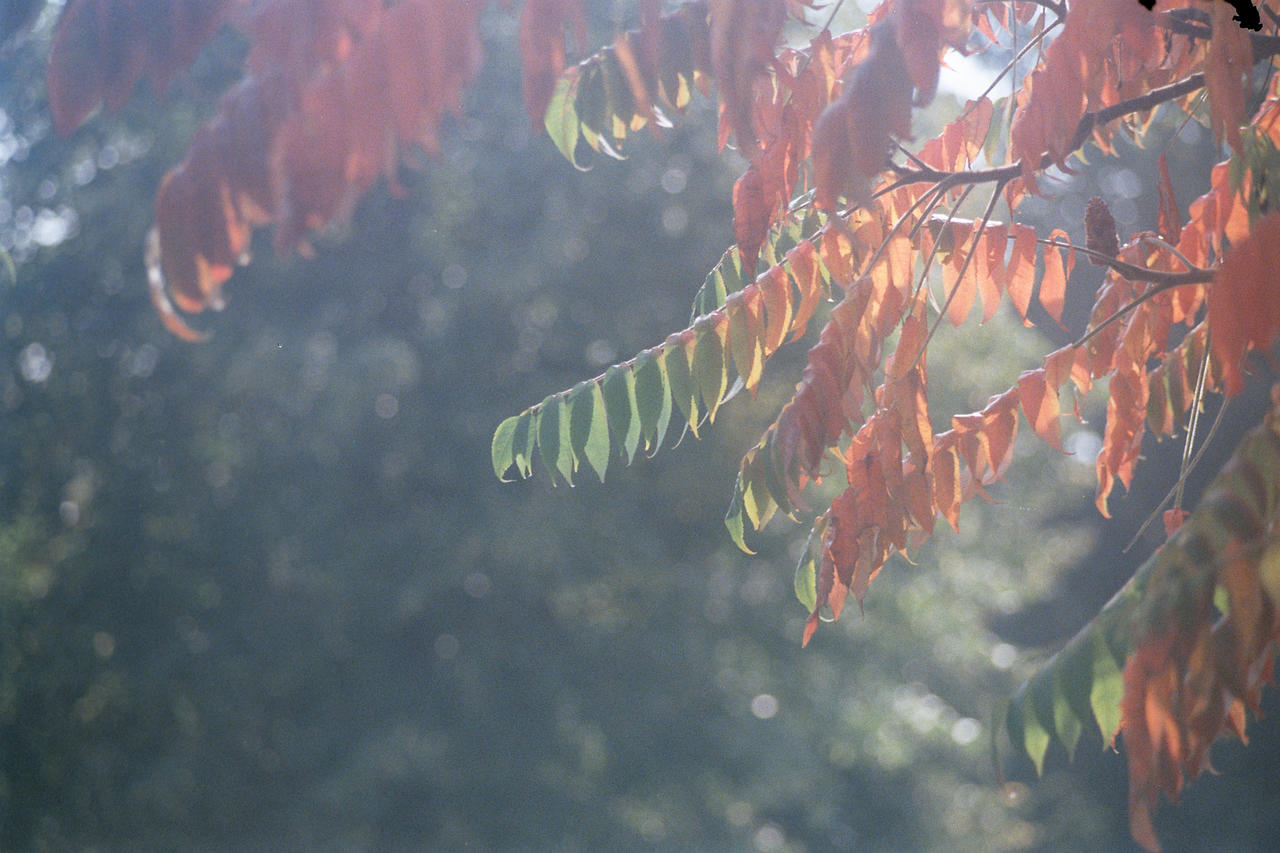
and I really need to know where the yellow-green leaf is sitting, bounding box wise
[728,290,765,395]
[545,72,588,170]
[664,331,700,436]
[633,349,671,453]
[793,521,821,612]
[537,394,574,485]
[491,414,519,481]
[602,364,641,463]
[693,315,729,423]
[724,478,755,555]
[569,381,611,482]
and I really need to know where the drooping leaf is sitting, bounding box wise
[724,476,755,555]
[602,364,642,463]
[48,0,234,136]
[1204,0,1252,153]
[537,393,575,484]
[633,348,673,453]
[492,414,520,480]
[812,20,914,211]
[545,73,589,168]
[1007,397,1280,849]
[568,380,611,482]
[708,0,786,157]
[1209,213,1280,397]
[693,314,730,422]
[727,288,766,396]
[543,0,713,163]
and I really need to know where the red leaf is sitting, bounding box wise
[733,164,769,273]
[812,20,913,211]
[892,0,942,106]
[1162,508,1189,537]
[709,0,786,156]
[519,0,585,124]
[48,0,232,135]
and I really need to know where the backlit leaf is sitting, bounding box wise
[602,364,642,463]
[724,477,755,554]
[727,289,765,395]
[537,393,575,484]
[569,380,611,483]
[665,330,701,435]
[694,314,730,422]
[633,349,672,453]
[492,414,519,480]
[545,73,588,169]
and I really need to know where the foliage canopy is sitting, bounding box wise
[29,0,1280,848]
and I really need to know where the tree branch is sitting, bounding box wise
[889,71,1210,192]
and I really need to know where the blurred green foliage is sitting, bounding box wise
[0,5,1278,852]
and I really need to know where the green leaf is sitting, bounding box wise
[1089,633,1125,747]
[793,521,820,612]
[727,292,764,395]
[1051,675,1084,761]
[602,365,641,463]
[740,447,778,531]
[1051,634,1096,760]
[693,316,729,423]
[1007,682,1051,776]
[691,247,745,318]
[724,479,755,555]
[569,381,611,483]
[510,411,535,478]
[491,415,519,480]
[664,332,700,436]
[633,350,672,453]
[545,72,588,170]
[537,395,574,485]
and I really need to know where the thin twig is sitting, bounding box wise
[966,17,1061,113]
[1072,274,1211,351]
[915,180,1007,369]
[911,184,977,310]
[1123,350,1225,551]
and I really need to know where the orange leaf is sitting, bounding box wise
[931,436,962,531]
[1017,368,1062,450]
[1209,213,1280,396]
[760,264,794,356]
[1205,1,1252,152]
[1039,230,1069,327]
[944,222,977,326]
[786,241,827,344]
[1006,226,1037,322]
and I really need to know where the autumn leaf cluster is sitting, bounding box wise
[35,0,1280,849]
